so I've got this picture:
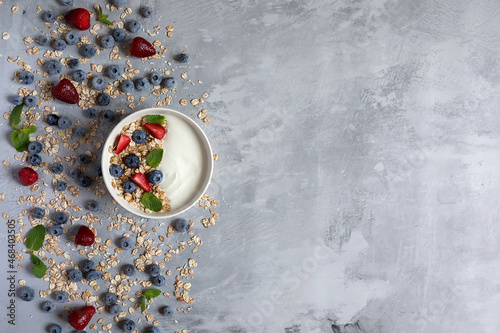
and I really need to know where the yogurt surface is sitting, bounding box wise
[159,115,206,210]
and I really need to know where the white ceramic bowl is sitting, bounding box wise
[102,108,213,219]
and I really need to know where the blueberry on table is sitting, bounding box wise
[75,127,86,137]
[45,60,62,75]
[86,270,101,282]
[80,44,96,58]
[174,218,190,232]
[100,35,115,49]
[127,20,142,33]
[107,65,123,80]
[123,319,136,333]
[53,290,68,303]
[124,154,140,168]
[53,211,68,225]
[68,269,83,282]
[19,71,34,85]
[149,72,162,85]
[103,292,118,305]
[95,166,102,177]
[120,79,134,93]
[10,95,23,105]
[85,108,97,118]
[41,300,56,313]
[29,154,42,166]
[43,11,56,23]
[120,236,133,249]
[147,326,160,333]
[152,275,165,287]
[46,114,59,125]
[32,207,45,219]
[109,304,121,315]
[78,175,91,187]
[163,76,177,89]
[147,264,160,276]
[65,32,78,45]
[109,164,123,177]
[148,170,163,184]
[69,167,81,179]
[28,141,43,154]
[97,93,111,106]
[86,200,99,212]
[50,163,63,174]
[91,76,108,91]
[176,52,189,63]
[57,116,72,129]
[55,180,67,192]
[112,28,126,42]
[49,225,63,236]
[78,154,90,165]
[60,0,74,5]
[122,181,137,193]
[53,39,67,51]
[132,130,146,144]
[37,35,49,46]
[161,305,174,316]
[19,286,35,301]
[122,264,136,276]
[68,58,80,69]
[24,96,38,108]
[135,77,150,91]
[47,323,62,333]
[81,259,96,272]
[102,109,116,122]
[73,69,86,82]
[141,6,154,18]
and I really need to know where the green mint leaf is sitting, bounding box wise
[141,296,146,312]
[141,193,162,212]
[11,125,37,152]
[30,254,47,279]
[146,149,163,168]
[143,288,161,299]
[25,225,45,251]
[10,104,23,127]
[145,115,165,125]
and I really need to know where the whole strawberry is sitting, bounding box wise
[75,225,95,246]
[130,37,156,58]
[65,8,91,30]
[68,305,96,330]
[52,79,79,104]
[18,167,38,186]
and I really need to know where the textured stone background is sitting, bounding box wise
[1,0,500,332]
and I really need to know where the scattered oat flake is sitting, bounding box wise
[11,5,19,13]
[2,32,10,40]
[179,99,187,106]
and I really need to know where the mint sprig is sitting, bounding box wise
[141,192,162,212]
[141,288,161,312]
[10,104,23,127]
[30,254,47,279]
[146,115,165,125]
[25,224,45,251]
[97,5,112,25]
[146,149,163,168]
[11,125,37,152]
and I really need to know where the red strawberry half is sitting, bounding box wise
[75,225,95,246]
[52,79,79,104]
[115,134,131,154]
[131,173,151,192]
[18,167,38,186]
[68,305,96,330]
[65,8,91,30]
[144,123,166,140]
[130,37,156,58]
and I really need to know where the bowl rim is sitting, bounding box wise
[101,107,213,219]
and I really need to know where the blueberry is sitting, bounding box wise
[48,323,62,333]
[127,20,142,33]
[135,77,150,91]
[161,305,174,316]
[49,225,63,236]
[54,211,68,225]
[73,69,86,82]
[41,301,56,313]
[100,35,115,49]
[38,35,50,46]
[102,109,116,122]
[91,76,107,91]
[19,71,34,85]
[148,170,163,184]
[106,65,123,80]
[103,292,118,305]
[122,181,136,193]
[75,127,86,137]
[50,162,63,174]
[152,275,165,286]
[53,291,68,303]
[95,166,102,177]
[65,32,78,45]
[69,167,81,179]
[112,28,126,42]
[82,259,96,272]
[77,154,90,165]
[28,141,43,154]
[60,0,74,5]
[58,116,72,129]
[68,269,83,282]
[10,95,23,105]
[109,304,121,315]
[132,130,146,144]
[24,96,38,108]
[97,93,111,106]
[174,218,190,232]
[86,270,101,282]
[176,53,189,63]
[55,180,67,192]
[32,207,45,219]
[86,200,99,212]
[147,264,160,276]
[149,72,162,85]
[122,264,136,276]
[78,175,91,187]
[29,154,42,166]
[123,319,136,333]
[120,79,134,93]
[80,44,96,58]
[109,164,123,177]
[124,154,140,168]
[53,39,67,51]
[68,58,80,69]
[112,0,127,7]
[46,114,59,125]
[119,236,133,249]
[163,76,177,89]
[141,6,154,18]
[146,326,160,333]
[43,11,56,23]
[85,108,97,118]
[45,60,62,75]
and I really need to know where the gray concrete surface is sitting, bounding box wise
[1,0,499,332]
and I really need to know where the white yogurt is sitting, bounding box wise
[158,115,206,210]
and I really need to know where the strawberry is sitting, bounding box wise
[68,305,96,330]
[131,173,151,192]
[75,225,95,246]
[18,167,38,186]
[52,79,79,104]
[130,37,156,58]
[64,8,91,30]
[115,134,131,154]
[144,123,166,140]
